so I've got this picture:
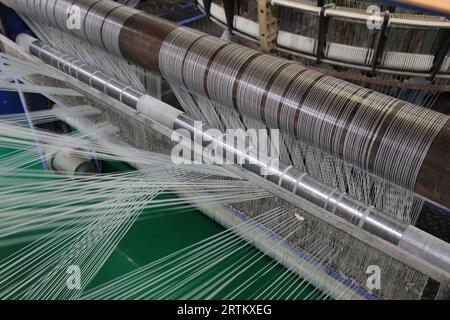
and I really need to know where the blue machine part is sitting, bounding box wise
[0,91,24,114]
[0,3,35,113]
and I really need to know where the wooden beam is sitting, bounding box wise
[257,0,279,53]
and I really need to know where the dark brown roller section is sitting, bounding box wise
[231,52,262,111]
[119,12,179,74]
[415,119,450,208]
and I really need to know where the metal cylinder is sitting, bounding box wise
[20,35,450,273]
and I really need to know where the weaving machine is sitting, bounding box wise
[0,0,449,300]
[199,0,450,109]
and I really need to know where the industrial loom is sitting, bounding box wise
[0,0,449,300]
